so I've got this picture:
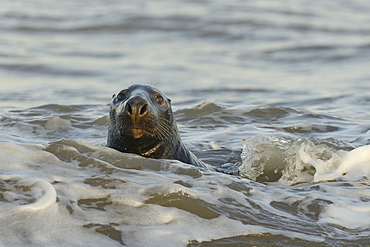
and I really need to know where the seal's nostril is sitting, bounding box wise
[126,103,133,115]
[139,104,148,116]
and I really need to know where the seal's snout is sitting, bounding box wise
[125,96,149,124]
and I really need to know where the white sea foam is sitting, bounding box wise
[0,175,56,211]
[320,202,370,230]
[0,137,369,246]
[0,143,123,247]
[0,141,293,245]
[18,178,57,211]
[308,145,370,182]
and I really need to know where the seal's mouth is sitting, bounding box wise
[129,128,147,139]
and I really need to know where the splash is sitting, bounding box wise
[307,144,370,182]
[240,136,369,184]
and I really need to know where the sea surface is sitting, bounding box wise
[1,0,370,246]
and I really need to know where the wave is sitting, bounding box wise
[240,136,369,184]
[0,137,369,246]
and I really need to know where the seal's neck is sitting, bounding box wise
[107,125,181,160]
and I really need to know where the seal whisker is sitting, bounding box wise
[154,128,164,140]
[154,123,168,140]
[158,120,173,138]
[158,117,172,132]
[148,118,173,140]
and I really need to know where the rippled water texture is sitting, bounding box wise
[1,0,370,246]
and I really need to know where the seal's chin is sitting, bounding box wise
[129,128,146,139]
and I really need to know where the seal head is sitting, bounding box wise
[107,84,209,169]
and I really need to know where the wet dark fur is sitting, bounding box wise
[107,84,209,169]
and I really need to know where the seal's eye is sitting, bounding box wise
[117,91,127,101]
[155,94,164,105]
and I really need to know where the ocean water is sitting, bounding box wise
[1,0,370,246]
